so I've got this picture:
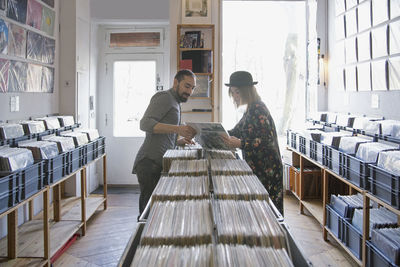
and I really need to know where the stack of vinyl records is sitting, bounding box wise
[206,149,236,160]
[141,200,213,246]
[356,142,398,163]
[215,244,294,267]
[377,151,400,175]
[371,228,400,265]
[352,208,398,235]
[57,116,75,127]
[212,175,269,201]
[338,136,372,154]
[162,149,198,172]
[76,128,100,141]
[151,176,209,202]
[352,117,382,135]
[0,123,25,139]
[35,117,61,130]
[320,131,353,148]
[213,200,286,248]
[18,141,59,159]
[20,120,46,135]
[177,142,203,150]
[42,136,76,153]
[330,193,366,218]
[168,159,208,176]
[380,120,400,137]
[0,147,34,172]
[210,159,253,175]
[132,245,213,266]
[60,131,89,147]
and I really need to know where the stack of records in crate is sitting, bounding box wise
[206,149,236,159]
[162,149,198,173]
[18,141,59,160]
[140,200,213,246]
[151,175,209,202]
[41,136,75,153]
[212,175,269,201]
[0,123,25,140]
[0,146,34,172]
[352,207,398,235]
[210,159,253,175]
[168,159,208,176]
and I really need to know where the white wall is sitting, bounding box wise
[91,0,169,21]
[326,0,400,120]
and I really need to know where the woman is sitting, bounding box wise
[222,71,284,215]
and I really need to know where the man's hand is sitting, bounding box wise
[177,137,195,146]
[221,135,241,149]
[177,125,197,139]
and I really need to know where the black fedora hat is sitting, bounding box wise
[225,71,258,87]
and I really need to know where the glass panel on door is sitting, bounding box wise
[113,61,156,137]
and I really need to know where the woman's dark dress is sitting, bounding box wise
[228,100,284,214]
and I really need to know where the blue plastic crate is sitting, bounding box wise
[366,241,397,267]
[0,189,17,214]
[324,146,341,175]
[21,174,44,200]
[42,152,69,174]
[0,172,19,194]
[326,204,344,240]
[96,145,105,158]
[368,178,400,209]
[343,219,363,260]
[310,140,324,164]
[369,164,400,192]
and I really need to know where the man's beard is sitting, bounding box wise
[178,93,190,102]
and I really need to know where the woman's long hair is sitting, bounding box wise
[229,85,261,109]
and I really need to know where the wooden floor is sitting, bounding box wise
[284,193,358,267]
[54,191,139,267]
[54,188,357,267]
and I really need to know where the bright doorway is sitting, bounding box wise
[222,1,307,135]
[98,54,164,184]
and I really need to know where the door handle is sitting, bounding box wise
[105,114,108,126]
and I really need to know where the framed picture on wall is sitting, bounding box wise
[182,0,211,24]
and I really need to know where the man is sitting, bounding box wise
[132,69,197,216]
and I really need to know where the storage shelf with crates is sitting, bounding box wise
[177,24,215,122]
[0,153,108,266]
[287,140,400,267]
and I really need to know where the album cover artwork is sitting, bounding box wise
[7,0,28,24]
[0,58,9,92]
[8,23,26,58]
[27,0,42,29]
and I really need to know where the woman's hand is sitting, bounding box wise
[177,137,195,146]
[221,135,241,149]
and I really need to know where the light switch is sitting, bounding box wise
[371,94,379,109]
[10,96,18,112]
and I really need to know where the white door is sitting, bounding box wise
[99,54,164,184]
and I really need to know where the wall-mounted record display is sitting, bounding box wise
[6,0,27,24]
[0,58,9,92]
[8,60,27,92]
[27,0,42,30]
[0,18,8,54]
[41,66,53,92]
[26,63,41,92]
[40,4,54,36]
[8,23,25,58]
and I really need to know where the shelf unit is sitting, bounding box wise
[288,146,400,267]
[0,154,107,267]
[177,24,215,122]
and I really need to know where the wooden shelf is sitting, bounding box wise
[325,227,362,266]
[62,196,106,221]
[0,219,82,258]
[302,199,324,225]
[0,257,48,267]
